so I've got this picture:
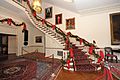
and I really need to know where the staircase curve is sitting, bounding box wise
[12,0,102,72]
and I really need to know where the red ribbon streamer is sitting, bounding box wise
[52,25,56,30]
[95,67,113,80]
[27,0,30,7]
[67,32,71,36]
[69,48,74,58]
[65,37,69,44]
[42,19,45,25]
[7,19,12,25]
[33,11,36,17]
[67,59,70,69]
[97,50,104,63]
[89,45,94,54]
[23,23,26,30]
[79,38,83,45]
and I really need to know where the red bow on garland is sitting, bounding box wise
[69,48,74,58]
[67,59,70,69]
[97,50,104,63]
[79,38,83,45]
[65,37,69,44]
[52,25,56,30]
[42,19,45,25]
[67,32,71,36]
[95,67,113,80]
[23,23,26,30]
[89,45,94,54]
[33,11,36,17]
[7,18,12,25]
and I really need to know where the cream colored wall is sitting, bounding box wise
[8,36,17,54]
[0,22,23,56]
[27,25,45,53]
[0,22,45,55]
[41,2,120,48]
[75,11,120,48]
[45,34,64,59]
[0,24,17,35]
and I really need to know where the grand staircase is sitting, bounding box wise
[72,44,97,71]
[12,0,101,72]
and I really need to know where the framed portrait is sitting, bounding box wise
[110,12,120,45]
[66,18,75,30]
[45,7,52,19]
[35,36,42,43]
[55,14,62,25]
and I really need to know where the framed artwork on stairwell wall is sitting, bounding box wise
[66,17,75,30]
[45,7,52,19]
[35,36,42,43]
[110,12,120,45]
[55,13,62,25]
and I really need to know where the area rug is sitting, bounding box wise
[22,52,62,80]
[33,61,61,80]
[109,63,120,79]
[0,60,37,80]
[0,58,62,80]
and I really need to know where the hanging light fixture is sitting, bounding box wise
[32,0,42,13]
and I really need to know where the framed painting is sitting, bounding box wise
[35,36,42,43]
[55,13,62,25]
[110,12,120,45]
[66,18,75,30]
[45,7,52,19]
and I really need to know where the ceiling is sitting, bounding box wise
[44,0,120,15]
[0,0,120,21]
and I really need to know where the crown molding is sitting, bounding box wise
[78,3,120,16]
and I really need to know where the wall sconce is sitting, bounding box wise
[32,0,42,13]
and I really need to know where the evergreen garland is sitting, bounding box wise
[0,18,27,31]
[21,0,101,59]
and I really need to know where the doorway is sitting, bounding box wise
[0,34,8,61]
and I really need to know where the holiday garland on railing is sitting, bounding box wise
[66,31,101,59]
[0,18,27,31]
[15,0,103,62]
[20,0,67,41]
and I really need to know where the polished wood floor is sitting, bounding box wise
[55,68,118,80]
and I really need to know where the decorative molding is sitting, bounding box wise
[78,3,120,16]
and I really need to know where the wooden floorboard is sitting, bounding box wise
[55,68,118,80]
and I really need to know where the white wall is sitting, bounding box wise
[0,24,17,35]
[40,2,120,48]
[27,24,45,53]
[8,36,17,54]
[45,34,64,59]
[76,11,120,48]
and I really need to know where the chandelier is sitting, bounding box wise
[32,0,42,13]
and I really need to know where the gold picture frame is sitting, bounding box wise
[110,12,120,45]
[45,7,52,19]
[55,13,62,25]
[66,18,75,30]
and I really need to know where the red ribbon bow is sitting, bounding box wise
[79,38,83,45]
[42,19,45,25]
[33,11,36,17]
[7,18,12,25]
[52,25,56,30]
[89,45,94,54]
[67,59,70,69]
[69,48,74,58]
